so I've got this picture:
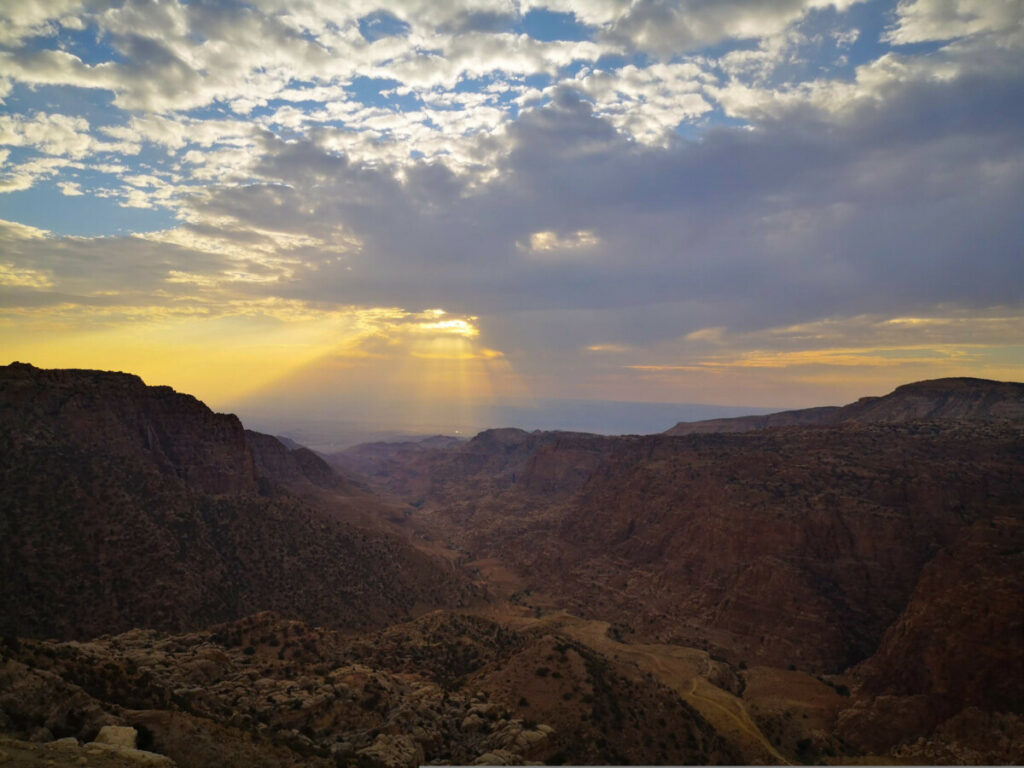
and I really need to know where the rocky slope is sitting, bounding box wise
[245,429,358,495]
[0,611,736,767]
[0,363,472,641]
[834,513,1024,757]
[665,377,1024,435]
[336,419,1023,671]
[4,365,1021,764]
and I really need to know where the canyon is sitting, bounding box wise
[1,363,1021,766]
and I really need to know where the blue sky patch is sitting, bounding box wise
[358,11,411,43]
[520,9,592,42]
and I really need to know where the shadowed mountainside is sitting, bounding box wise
[338,421,1023,671]
[0,362,472,641]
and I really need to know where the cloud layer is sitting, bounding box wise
[1,0,1022,420]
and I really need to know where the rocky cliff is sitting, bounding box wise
[834,514,1024,755]
[0,363,471,641]
[332,394,1024,684]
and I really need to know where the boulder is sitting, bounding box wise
[357,734,424,768]
[94,726,138,749]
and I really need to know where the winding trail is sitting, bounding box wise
[504,610,792,765]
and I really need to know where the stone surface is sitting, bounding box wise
[357,734,424,768]
[94,726,137,749]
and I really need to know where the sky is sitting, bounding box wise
[0,0,1022,434]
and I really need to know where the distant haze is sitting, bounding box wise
[236,398,776,451]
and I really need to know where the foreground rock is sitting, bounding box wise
[0,732,176,767]
[0,611,736,767]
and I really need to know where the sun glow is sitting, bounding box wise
[0,300,519,422]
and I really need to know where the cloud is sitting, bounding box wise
[0,112,96,158]
[884,0,1024,44]
[0,0,83,45]
[575,62,714,143]
[0,155,82,193]
[0,262,54,288]
[596,0,864,58]
[0,0,1021,409]
[522,229,600,254]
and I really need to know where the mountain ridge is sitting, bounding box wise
[0,362,473,641]
[665,377,1024,436]
[3,364,1021,765]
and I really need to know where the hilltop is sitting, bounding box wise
[665,377,1024,435]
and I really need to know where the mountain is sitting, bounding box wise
[665,377,1024,435]
[328,378,1024,758]
[835,513,1024,759]
[337,420,1023,670]
[0,362,472,641]
[3,365,1022,765]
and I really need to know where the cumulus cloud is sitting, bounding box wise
[0,112,95,157]
[0,0,83,45]
[884,0,1024,44]
[591,0,865,57]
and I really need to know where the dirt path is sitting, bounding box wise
[497,610,791,765]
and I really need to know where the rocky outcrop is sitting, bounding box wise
[357,734,424,768]
[841,378,1024,423]
[0,733,178,767]
[0,611,733,767]
[90,726,175,766]
[0,362,256,495]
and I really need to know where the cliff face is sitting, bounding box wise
[553,423,1023,670]
[1,362,257,496]
[0,363,471,641]
[666,377,1024,435]
[834,514,1024,753]
[337,417,1024,675]
[856,515,1023,711]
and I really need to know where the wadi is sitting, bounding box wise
[0,362,1021,766]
